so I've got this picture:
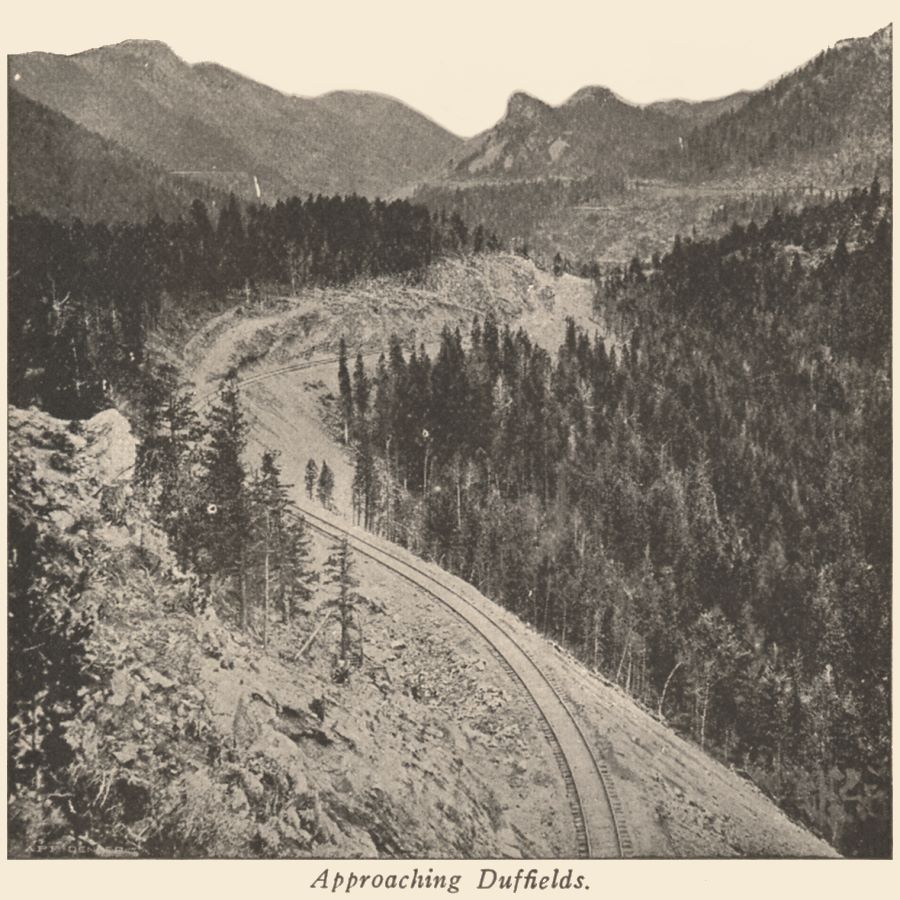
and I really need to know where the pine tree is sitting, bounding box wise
[317,461,335,509]
[352,437,378,529]
[216,193,247,289]
[322,536,364,677]
[305,458,319,500]
[249,450,315,647]
[189,199,217,292]
[338,338,353,444]
[202,377,251,629]
[137,384,205,568]
[353,353,370,424]
[282,513,316,624]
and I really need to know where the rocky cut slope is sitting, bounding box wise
[7,404,577,858]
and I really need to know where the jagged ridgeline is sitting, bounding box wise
[8,195,498,419]
[409,26,890,268]
[336,189,891,856]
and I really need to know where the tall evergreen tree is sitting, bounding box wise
[305,458,319,500]
[353,353,370,425]
[338,338,353,444]
[249,450,315,646]
[317,461,336,510]
[322,536,363,677]
[202,377,251,629]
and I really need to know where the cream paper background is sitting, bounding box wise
[1,0,897,894]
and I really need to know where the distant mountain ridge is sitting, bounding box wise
[7,26,892,226]
[442,85,683,181]
[436,24,890,186]
[654,23,892,180]
[8,39,464,202]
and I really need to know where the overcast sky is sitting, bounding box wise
[5,0,893,136]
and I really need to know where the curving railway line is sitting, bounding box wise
[291,502,634,859]
[112,347,634,856]
[195,348,380,407]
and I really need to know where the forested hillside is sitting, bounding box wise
[8,90,228,223]
[8,194,496,419]
[334,187,891,856]
[412,175,624,262]
[649,25,892,180]
[647,91,752,125]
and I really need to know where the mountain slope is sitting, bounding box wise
[648,90,752,125]
[8,40,463,202]
[8,89,228,222]
[656,24,892,179]
[430,24,890,190]
[8,395,837,858]
[7,404,576,858]
[444,87,682,182]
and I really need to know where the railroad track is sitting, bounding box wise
[292,503,633,859]
[106,351,360,487]
[195,350,373,406]
[109,347,633,855]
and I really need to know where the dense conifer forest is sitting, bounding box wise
[6,174,891,856]
[8,194,497,418]
[413,175,623,259]
[647,31,891,180]
[337,187,891,856]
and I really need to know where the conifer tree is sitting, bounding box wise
[305,458,319,499]
[137,382,205,568]
[281,513,316,624]
[216,193,247,289]
[338,338,353,444]
[322,536,364,677]
[202,377,251,629]
[317,461,335,510]
[250,450,315,647]
[353,352,370,425]
[352,438,378,529]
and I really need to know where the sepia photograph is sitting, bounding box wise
[4,0,893,875]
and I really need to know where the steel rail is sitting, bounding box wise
[293,504,632,858]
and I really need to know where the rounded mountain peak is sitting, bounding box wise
[563,85,617,107]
